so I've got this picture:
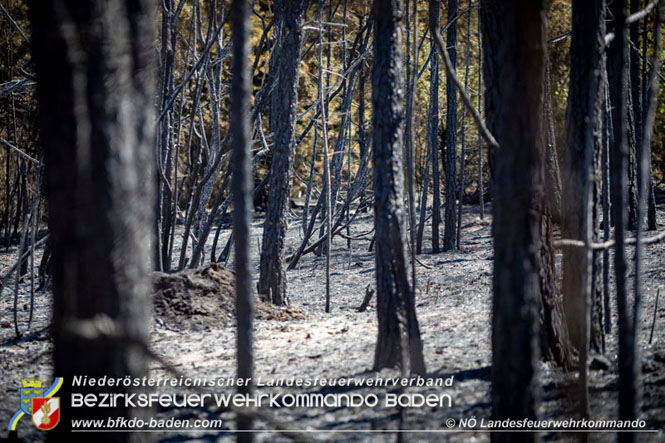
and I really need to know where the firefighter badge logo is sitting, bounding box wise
[31,397,60,430]
[8,377,62,431]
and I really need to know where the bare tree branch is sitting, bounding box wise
[0,137,42,165]
[627,0,659,24]
[0,1,30,44]
[554,230,665,250]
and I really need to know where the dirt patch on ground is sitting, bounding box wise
[153,264,307,330]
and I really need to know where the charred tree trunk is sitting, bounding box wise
[644,7,658,231]
[608,0,639,438]
[591,113,606,354]
[372,0,425,375]
[602,79,613,336]
[258,0,308,306]
[477,9,485,220]
[591,46,607,354]
[608,1,638,232]
[231,0,254,439]
[630,0,643,180]
[456,0,471,248]
[563,0,606,418]
[443,0,458,251]
[30,0,156,440]
[539,210,575,370]
[481,1,546,439]
[627,92,639,230]
[430,0,442,252]
[156,0,177,272]
[632,1,663,440]
[561,0,605,355]
[540,51,574,371]
[542,61,563,224]
[626,0,641,232]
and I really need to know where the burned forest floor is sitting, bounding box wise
[2,202,665,442]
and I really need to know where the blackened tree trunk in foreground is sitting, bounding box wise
[372,0,425,375]
[258,0,308,305]
[30,0,155,440]
[231,0,254,440]
[481,1,545,440]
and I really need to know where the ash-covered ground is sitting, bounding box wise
[1,203,665,442]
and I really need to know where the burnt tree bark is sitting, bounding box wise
[563,0,607,417]
[481,0,546,439]
[443,0,458,251]
[30,0,155,440]
[258,0,308,306]
[643,5,658,231]
[590,19,609,353]
[457,0,472,248]
[430,0,442,252]
[372,0,425,375]
[609,0,638,232]
[477,8,485,220]
[629,0,644,234]
[231,0,254,439]
[542,61,563,225]
[630,0,643,175]
[632,2,663,440]
[561,0,605,355]
[539,201,575,370]
[591,109,606,354]
[608,0,639,438]
[539,54,575,370]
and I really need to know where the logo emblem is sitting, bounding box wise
[31,397,60,430]
[20,378,43,415]
[8,377,62,431]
